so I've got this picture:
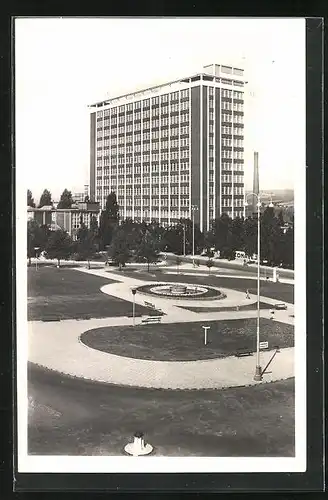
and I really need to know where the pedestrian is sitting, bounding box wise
[246,289,250,299]
[270,309,275,320]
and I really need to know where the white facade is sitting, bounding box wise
[89,64,246,230]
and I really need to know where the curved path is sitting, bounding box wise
[28,267,294,390]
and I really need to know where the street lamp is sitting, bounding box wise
[131,287,137,326]
[244,193,273,381]
[182,223,186,257]
[191,205,198,264]
[34,247,40,271]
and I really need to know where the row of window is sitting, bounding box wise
[97,183,243,200]
[123,185,191,196]
[96,154,244,169]
[221,198,245,206]
[97,116,190,134]
[96,168,243,182]
[98,123,190,137]
[222,174,244,183]
[222,150,244,159]
[98,125,243,141]
[222,138,244,147]
[222,186,244,195]
[96,158,244,170]
[99,90,191,118]
[221,89,244,99]
[121,150,190,162]
[97,173,190,186]
[97,110,242,133]
[222,162,244,171]
[96,163,190,174]
[221,101,244,111]
[98,89,246,121]
[222,113,244,123]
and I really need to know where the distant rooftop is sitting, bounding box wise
[89,63,245,108]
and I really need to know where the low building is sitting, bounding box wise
[27,201,100,239]
[73,185,90,203]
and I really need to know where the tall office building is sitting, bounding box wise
[89,63,246,231]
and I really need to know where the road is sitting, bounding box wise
[163,253,294,280]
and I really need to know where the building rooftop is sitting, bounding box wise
[89,64,246,108]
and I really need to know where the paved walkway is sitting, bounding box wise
[28,266,294,389]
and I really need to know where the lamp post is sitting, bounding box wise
[34,247,40,271]
[182,224,186,257]
[131,287,137,326]
[244,193,273,381]
[191,205,198,265]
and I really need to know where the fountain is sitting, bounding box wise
[149,283,208,297]
[124,431,153,456]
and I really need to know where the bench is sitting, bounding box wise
[235,347,253,357]
[144,301,163,313]
[144,301,156,309]
[141,316,162,324]
[274,303,287,310]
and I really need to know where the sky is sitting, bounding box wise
[15,17,306,203]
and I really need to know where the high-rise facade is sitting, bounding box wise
[89,63,245,231]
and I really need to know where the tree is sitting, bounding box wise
[206,258,214,274]
[136,231,160,272]
[99,192,120,250]
[277,210,285,227]
[108,228,131,270]
[57,189,73,209]
[211,214,232,258]
[27,220,51,264]
[76,223,96,269]
[161,224,182,254]
[38,189,52,208]
[27,219,39,265]
[45,229,73,267]
[243,216,258,258]
[89,215,100,251]
[161,218,203,255]
[283,227,294,269]
[27,189,35,208]
[228,216,244,254]
[260,207,280,265]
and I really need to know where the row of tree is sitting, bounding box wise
[27,188,89,209]
[27,191,294,269]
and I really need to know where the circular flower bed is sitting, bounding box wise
[136,282,226,300]
[80,318,294,362]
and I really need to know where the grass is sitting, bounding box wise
[179,302,273,313]
[28,267,162,321]
[80,318,294,362]
[108,268,294,303]
[28,363,295,457]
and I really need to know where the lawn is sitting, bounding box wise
[80,318,294,361]
[28,363,295,457]
[178,301,273,313]
[28,267,162,321]
[108,268,294,303]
